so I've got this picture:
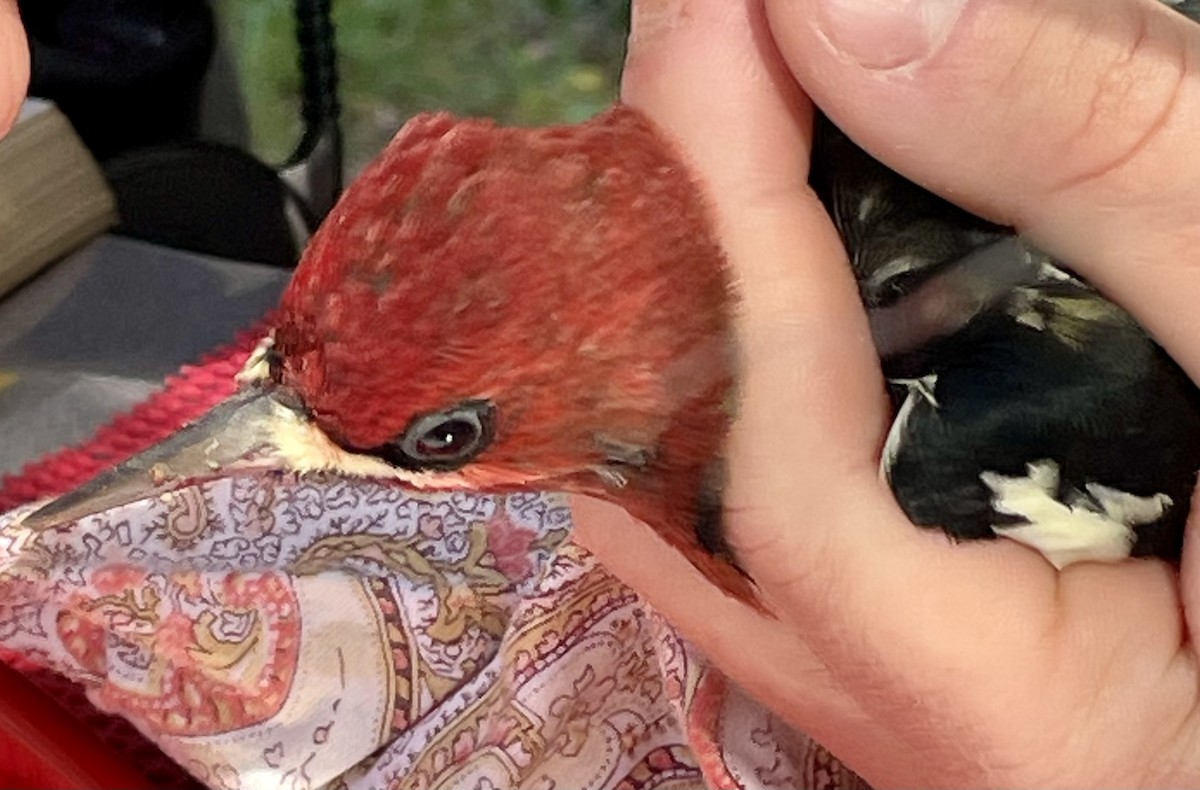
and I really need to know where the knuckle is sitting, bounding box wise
[1048,9,1192,193]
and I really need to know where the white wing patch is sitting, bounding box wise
[980,460,1171,569]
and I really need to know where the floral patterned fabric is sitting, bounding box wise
[0,337,865,790]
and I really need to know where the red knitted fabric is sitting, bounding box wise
[0,322,269,789]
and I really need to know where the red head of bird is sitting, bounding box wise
[21,105,759,605]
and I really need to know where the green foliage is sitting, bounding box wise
[215,0,628,175]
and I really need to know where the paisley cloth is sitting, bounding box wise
[0,329,864,790]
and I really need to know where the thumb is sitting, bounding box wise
[767,0,1200,381]
[0,0,28,137]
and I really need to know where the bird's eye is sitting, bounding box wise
[380,400,495,471]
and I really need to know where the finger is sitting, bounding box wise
[623,0,894,537]
[1180,480,1200,640]
[611,1,1200,782]
[617,1,1059,775]
[615,2,1200,782]
[620,0,1045,654]
[623,0,902,633]
[620,0,1196,760]
[623,0,812,195]
[0,0,29,137]
[765,0,1200,383]
[623,0,1043,621]
[612,0,888,744]
[748,0,1200,670]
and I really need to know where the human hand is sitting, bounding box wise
[573,0,1200,786]
[0,0,28,136]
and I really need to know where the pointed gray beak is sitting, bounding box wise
[19,387,305,531]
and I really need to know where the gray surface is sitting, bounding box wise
[0,236,289,475]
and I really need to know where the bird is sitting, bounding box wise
[20,107,758,605]
[19,0,1200,606]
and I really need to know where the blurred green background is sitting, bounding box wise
[215,0,629,176]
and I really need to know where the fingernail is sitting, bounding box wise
[815,0,968,71]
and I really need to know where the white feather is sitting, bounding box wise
[980,460,1170,568]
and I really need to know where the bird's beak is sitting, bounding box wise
[18,387,307,532]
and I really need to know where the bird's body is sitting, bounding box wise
[813,109,1200,569]
[880,281,1200,566]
